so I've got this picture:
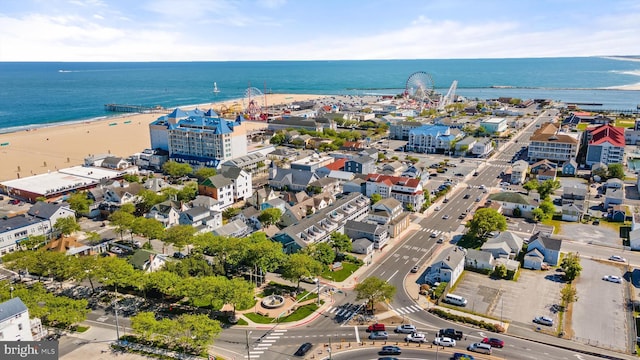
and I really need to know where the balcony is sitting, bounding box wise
[329,211,344,221]
[321,219,338,232]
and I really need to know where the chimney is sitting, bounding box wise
[447,256,450,261]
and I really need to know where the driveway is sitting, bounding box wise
[571,258,628,352]
[559,223,620,246]
[453,270,563,329]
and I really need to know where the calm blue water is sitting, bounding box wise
[0,57,639,132]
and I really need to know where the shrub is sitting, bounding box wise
[428,308,505,333]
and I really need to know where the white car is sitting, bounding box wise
[533,316,553,326]
[301,276,319,284]
[405,332,427,343]
[394,324,417,334]
[603,275,622,283]
[433,337,456,347]
[609,255,626,263]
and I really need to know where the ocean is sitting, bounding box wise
[0,57,639,133]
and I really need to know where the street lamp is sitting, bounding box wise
[245,330,252,360]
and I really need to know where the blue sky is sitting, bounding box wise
[1,0,639,61]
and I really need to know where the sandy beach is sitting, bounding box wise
[0,94,323,182]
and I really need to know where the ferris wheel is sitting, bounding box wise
[405,71,436,107]
[243,87,263,120]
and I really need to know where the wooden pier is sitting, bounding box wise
[104,104,168,113]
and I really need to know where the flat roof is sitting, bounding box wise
[481,117,506,124]
[1,166,122,196]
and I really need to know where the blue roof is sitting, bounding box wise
[409,125,450,137]
[172,116,234,135]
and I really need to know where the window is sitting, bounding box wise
[18,324,22,331]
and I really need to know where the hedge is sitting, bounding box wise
[428,308,505,333]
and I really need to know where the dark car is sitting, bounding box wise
[481,337,504,348]
[294,342,313,356]
[173,252,187,259]
[379,346,402,355]
[378,358,399,360]
[452,353,475,360]
[463,194,470,199]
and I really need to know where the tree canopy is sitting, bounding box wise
[54,217,81,237]
[560,252,582,282]
[258,208,282,226]
[281,253,324,289]
[67,192,94,215]
[465,208,507,238]
[607,163,624,179]
[355,277,396,313]
[162,160,193,178]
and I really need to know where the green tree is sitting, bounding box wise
[222,207,241,220]
[258,208,282,226]
[199,235,245,275]
[270,132,286,145]
[531,208,546,222]
[522,179,539,194]
[560,252,582,282]
[163,225,196,253]
[54,217,81,237]
[130,311,158,341]
[84,231,101,245]
[177,182,198,202]
[370,193,382,204]
[109,209,135,240]
[303,243,336,265]
[19,234,46,250]
[244,233,285,283]
[162,160,193,178]
[607,163,624,179]
[354,277,397,313]
[170,313,222,353]
[560,284,578,305]
[330,232,352,254]
[537,179,561,199]
[95,256,136,292]
[512,206,522,218]
[592,166,608,180]
[465,208,507,238]
[492,263,507,279]
[193,167,217,181]
[281,253,324,289]
[219,277,255,317]
[136,189,168,214]
[67,192,94,216]
[539,200,556,219]
[120,202,136,214]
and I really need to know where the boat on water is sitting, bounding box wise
[213,82,220,93]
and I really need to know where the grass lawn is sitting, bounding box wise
[296,291,318,301]
[615,118,636,128]
[244,302,322,324]
[456,234,485,249]
[321,262,360,282]
[541,218,562,234]
[576,123,588,131]
[244,312,274,324]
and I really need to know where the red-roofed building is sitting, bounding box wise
[585,124,626,166]
[324,158,347,171]
[364,174,424,210]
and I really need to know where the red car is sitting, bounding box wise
[481,337,504,348]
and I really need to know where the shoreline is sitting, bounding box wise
[0,94,325,182]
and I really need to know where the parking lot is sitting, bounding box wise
[571,258,628,352]
[453,270,563,329]
[559,223,619,246]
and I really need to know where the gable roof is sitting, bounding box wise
[202,174,233,188]
[588,124,625,147]
[0,297,28,322]
[465,248,494,263]
[432,247,465,270]
[365,174,421,188]
[529,231,562,251]
[488,191,536,205]
[324,158,347,171]
[530,123,578,144]
[130,249,161,270]
[486,231,524,253]
[27,201,67,219]
[373,197,402,210]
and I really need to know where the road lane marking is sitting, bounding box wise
[387,270,398,281]
[354,326,360,343]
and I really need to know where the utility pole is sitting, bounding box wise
[245,330,252,360]
[317,280,321,306]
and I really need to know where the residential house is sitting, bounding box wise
[291,154,335,172]
[368,198,411,238]
[240,206,261,230]
[401,165,422,179]
[103,181,143,206]
[199,175,234,208]
[220,164,253,202]
[608,205,627,222]
[315,158,347,178]
[100,156,132,170]
[380,161,404,176]
[345,156,376,175]
[630,213,640,250]
[465,249,494,271]
[423,247,465,286]
[344,220,389,249]
[0,297,36,341]
[365,174,425,210]
[179,207,222,233]
[472,138,493,157]
[605,178,624,189]
[455,137,477,155]
[343,178,366,194]
[143,177,170,192]
[481,232,524,260]
[510,160,528,185]
[487,192,539,218]
[325,170,356,183]
[390,121,424,140]
[561,202,585,222]
[351,238,375,255]
[212,219,250,238]
[272,193,370,253]
[279,192,335,227]
[562,185,587,204]
[222,153,266,176]
[146,200,185,228]
[530,159,556,176]
[268,166,319,192]
[358,148,379,161]
[528,123,580,163]
[191,195,222,212]
[562,159,578,176]
[129,249,170,272]
[585,124,626,166]
[340,141,366,151]
[268,147,298,163]
[604,187,624,208]
[308,177,341,195]
[246,188,278,210]
[524,232,562,268]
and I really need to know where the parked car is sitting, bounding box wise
[378,357,399,360]
[433,337,456,347]
[378,345,401,355]
[603,275,622,283]
[410,265,420,273]
[437,237,444,244]
[301,276,319,284]
[458,213,465,219]
[394,324,417,334]
[609,255,626,263]
[481,337,504,348]
[367,323,386,332]
[467,342,492,354]
[294,342,313,357]
[369,331,389,340]
[173,252,187,259]
[405,332,427,343]
[533,316,554,326]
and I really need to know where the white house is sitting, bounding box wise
[220,164,253,202]
[481,232,524,260]
[472,138,493,156]
[0,297,35,341]
[179,207,222,233]
[487,192,539,218]
[129,249,170,272]
[146,200,185,228]
[465,249,494,271]
[424,247,465,285]
[480,117,507,133]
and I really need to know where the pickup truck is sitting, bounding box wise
[439,328,463,340]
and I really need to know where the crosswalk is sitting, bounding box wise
[391,304,424,315]
[246,329,287,359]
[419,228,443,236]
